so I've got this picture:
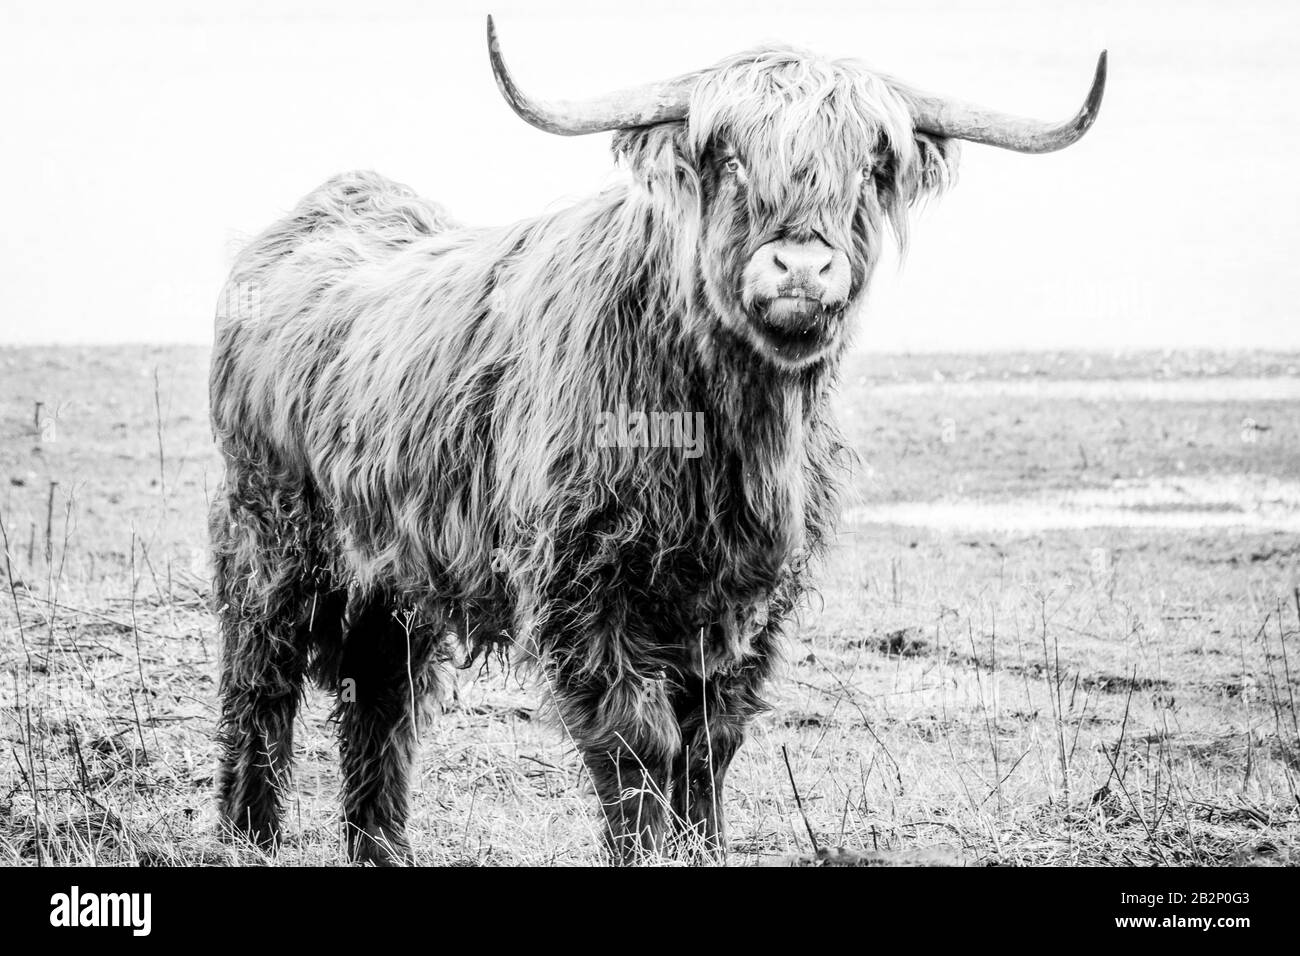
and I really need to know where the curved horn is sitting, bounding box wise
[486,15,699,135]
[909,51,1107,153]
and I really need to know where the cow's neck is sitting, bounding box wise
[695,333,836,561]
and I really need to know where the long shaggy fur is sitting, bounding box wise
[210,47,959,862]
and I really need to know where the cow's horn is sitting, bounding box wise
[487,15,698,135]
[908,51,1107,153]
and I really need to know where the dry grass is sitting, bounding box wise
[1,346,1298,865]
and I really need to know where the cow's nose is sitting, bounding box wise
[753,239,849,301]
[769,240,835,280]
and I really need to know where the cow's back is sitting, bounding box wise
[209,171,459,467]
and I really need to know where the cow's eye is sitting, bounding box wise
[860,165,874,185]
[724,157,746,178]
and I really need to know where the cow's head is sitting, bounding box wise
[487,17,1105,372]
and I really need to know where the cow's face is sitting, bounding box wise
[618,51,959,372]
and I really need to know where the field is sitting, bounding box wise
[2,345,1298,866]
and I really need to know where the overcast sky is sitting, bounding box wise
[2,0,1296,351]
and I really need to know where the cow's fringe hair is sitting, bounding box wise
[210,46,958,750]
[686,47,958,249]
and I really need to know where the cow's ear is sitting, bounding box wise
[873,131,958,213]
[874,131,959,251]
[613,124,694,189]
[911,132,959,201]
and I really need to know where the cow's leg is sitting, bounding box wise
[216,623,307,849]
[332,596,444,866]
[213,491,329,851]
[669,664,770,860]
[551,671,679,864]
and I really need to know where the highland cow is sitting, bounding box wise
[210,17,1106,864]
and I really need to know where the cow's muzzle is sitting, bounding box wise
[750,296,841,363]
[742,238,850,364]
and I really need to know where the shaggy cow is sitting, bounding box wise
[210,17,1105,864]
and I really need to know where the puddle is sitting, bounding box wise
[861,377,1300,403]
[843,476,1300,532]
